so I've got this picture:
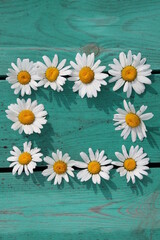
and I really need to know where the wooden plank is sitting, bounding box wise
[0,0,160,73]
[0,74,160,168]
[1,47,160,75]
[0,169,160,239]
[1,0,160,239]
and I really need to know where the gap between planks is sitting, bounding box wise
[0,162,160,173]
[0,70,160,80]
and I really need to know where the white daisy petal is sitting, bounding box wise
[137,76,151,84]
[80,152,90,163]
[52,54,58,67]
[63,173,69,182]
[92,174,97,184]
[140,113,154,121]
[88,148,95,161]
[77,169,88,180]
[113,78,125,91]
[122,145,128,159]
[99,171,110,180]
[47,173,56,181]
[119,52,126,68]
[115,152,125,161]
[42,56,52,67]
[112,161,123,166]
[127,50,132,65]
[57,59,66,70]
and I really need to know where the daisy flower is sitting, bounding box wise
[112,145,150,184]
[108,50,152,97]
[42,150,76,185]
[75,148,113,184]
[113,100,153,142]
[6,58,40,96]
[68,53,108,98]
[6,98,47,135]
[36,55,71,92]
[7,141,43,176]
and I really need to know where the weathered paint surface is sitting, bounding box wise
[0,0,160,239]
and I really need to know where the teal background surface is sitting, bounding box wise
[0,0,160,239]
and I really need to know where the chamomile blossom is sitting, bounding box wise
[6,58,40,96]
[6,98,47,135]
[7,141,43,176]
[108,50,152,97]
[75,148,113,184]
[114,100,153,142]
[42,150,76,185]
[36,55,71,92]
[68,53,108,98]
[112,145,150,184]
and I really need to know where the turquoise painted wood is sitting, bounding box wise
[0,170,160,240]
[0,0,160,73]
[0,0,160,239]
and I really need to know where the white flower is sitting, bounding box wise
[6,98,47,135]
[114,100,153,142]
[42,150,76,185]
[6,58,40,97]
[68,53,108,98]
[7,141,43,175]
[112,145,150,184]
[75,148,113,184]
[108,50,152,97]
[36,55,71,92]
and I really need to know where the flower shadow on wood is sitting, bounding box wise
[128,170,153,195]
[86,85,123,114]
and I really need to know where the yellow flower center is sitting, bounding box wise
[124,158,136,171]
[53,160,67,174]
[18,110,35,125]
[17,71,31,85]
[88,161,101,174]
[125,113,141,128]
[79,67,94,84]
[45,67,59,82]
[121,66,137,82]
[18,152,32,165]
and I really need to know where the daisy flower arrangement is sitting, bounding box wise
[7,141,43,175]
[6,58,40,96]
[6,98,47,135]
[113,100,153,142]
[36,55,71,92]
[69,53,108,98]
[108,50,152,97]
[5,51,154,186]
[42,150,77,185]
[75,148,113,184]
[112,145,150,184]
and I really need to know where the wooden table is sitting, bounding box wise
[0,0,160,239]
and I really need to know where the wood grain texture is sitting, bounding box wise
[1,0,160,239]
[0,0,160,73]
[0,170,160,240]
